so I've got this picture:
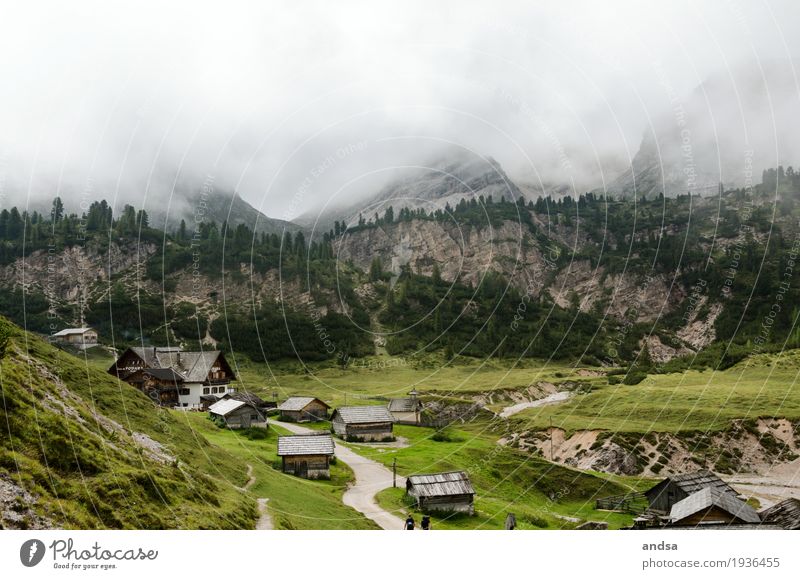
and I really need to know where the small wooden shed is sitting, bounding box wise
[331,406,394,442]
[208,399,266,429]
[277,397,330,422]
[406,471,475,514]
[644,470,738,513]
[277,434,335,479]
[667,487,760,527]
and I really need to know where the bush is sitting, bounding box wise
[622,371,647,385]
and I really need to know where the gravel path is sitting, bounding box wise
[270,419,407,530]
[255,498,273,530]
[499,391,572,418]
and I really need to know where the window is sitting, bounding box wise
[203,387,210,395]
[180,388,190,396]
[182,403,188,407]
[251,414,258,420]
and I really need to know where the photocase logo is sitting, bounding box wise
[19,539,46,567]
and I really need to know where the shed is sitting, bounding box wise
[208,399,266,429]
[406,471,475,514]
[644,470,739,513]
[759,498,800,530]
[668,486,760,527]
[277,434,335,479]
[277,397,330,422]
[331,406,395,442]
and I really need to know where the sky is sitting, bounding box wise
[1,0,799,221]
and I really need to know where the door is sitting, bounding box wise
[298,461,308,478]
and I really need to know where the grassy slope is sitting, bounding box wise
[176,412,379,530]
[0,318,254,529]
[356,425,637,529]
[509,352,800,433]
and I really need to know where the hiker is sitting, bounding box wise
[405,515,415,530]
[505,513,517,530]
[421,515,431,530]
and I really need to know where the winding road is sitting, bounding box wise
[268,419,407,530]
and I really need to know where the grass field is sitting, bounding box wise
[355,425,641,529]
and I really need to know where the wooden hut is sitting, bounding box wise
[387,389,423,425]
[208,399,266,429]
[644,470,739,513]
[760,498,800,530]
[667,487,760,527]
[406,471,475,514]
[277,434,335,479]
[331,406,394,442]
[277,397,330,422]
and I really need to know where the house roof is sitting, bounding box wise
[669,487,760,525]
[52,327,94,336]
[388,398,421,412]
[760,498,800,530]
[407,471,475,497]
[646,470,738,498]
[127,347,230,383]
[278,396,329,411]
[333,405,394,424]
[208,399,253,417]
[140,368,185,382]
[277,434,335,456]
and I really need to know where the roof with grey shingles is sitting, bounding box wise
[388,398,421,412]
[333,405,394,424]
[646,470,737,498]
[277,434,335,456]
[669,487,760,525]
[760,498,800,530]
[208,399,250,417]
[127,347,229,383]
[406,471,475,498]
[277,396,329,412]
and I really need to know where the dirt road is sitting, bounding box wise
[270,419,407,530]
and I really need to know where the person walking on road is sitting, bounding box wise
[405,515,415,530]
[421,515,431,530]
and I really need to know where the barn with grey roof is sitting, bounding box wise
[331,406,394,442]
[406,471,475,514]
[277,434,335,479]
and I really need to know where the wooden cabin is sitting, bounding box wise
[277,434,335,479]
[208,399,266,429]
[51,327,98,349]
[277,397,330,422]
[644,470,739,513]
[667,487,760,527]
[331,406,394,442]
[108,347,236,409]
[406,471,476,514]
[387,389,423,425]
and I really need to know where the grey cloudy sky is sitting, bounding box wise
[1,0,799,220]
